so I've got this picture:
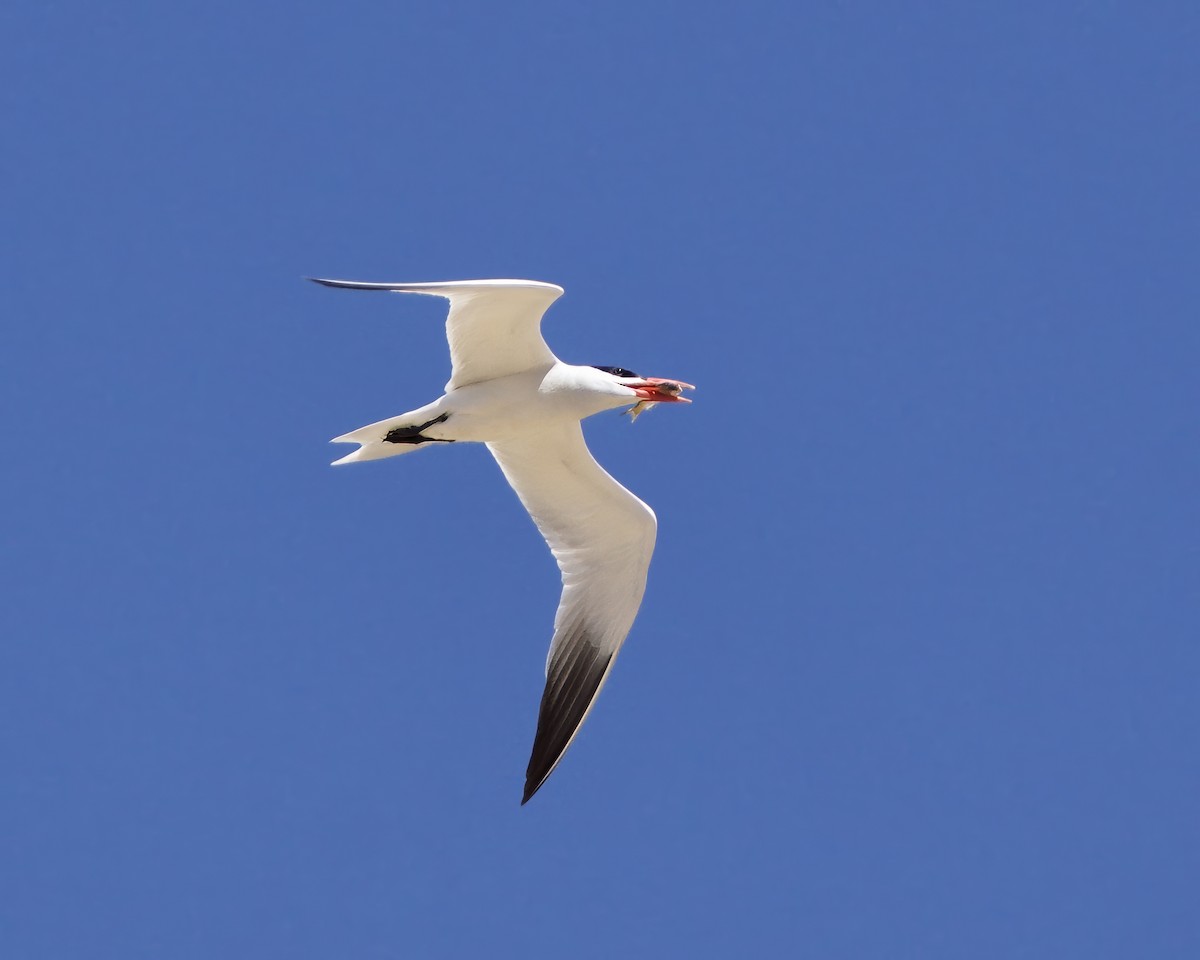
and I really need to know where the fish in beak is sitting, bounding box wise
[623,378,695,422]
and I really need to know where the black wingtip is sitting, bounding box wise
[306,277,400,292]
[521,777,545,806]
[519,643,615,808]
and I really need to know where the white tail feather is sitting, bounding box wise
[330,407,447,466]
[330,437,433,466]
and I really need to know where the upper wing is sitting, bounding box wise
[309,278,565,389]
[486,423,658,804]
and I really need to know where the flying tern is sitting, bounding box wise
[310,277,694,803]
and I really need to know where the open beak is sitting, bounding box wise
[627,377,695,403]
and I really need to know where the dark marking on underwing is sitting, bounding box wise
[384,412,455,445]
[522,630,613,805]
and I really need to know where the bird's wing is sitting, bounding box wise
[308,278,564,389]
[486,423,658,804]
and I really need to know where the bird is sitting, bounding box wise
[310,277,694,804]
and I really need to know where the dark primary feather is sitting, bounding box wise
[522,628,614,805]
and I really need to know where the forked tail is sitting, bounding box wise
[330,410,453,465]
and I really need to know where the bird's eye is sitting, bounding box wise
[592,365,639,379]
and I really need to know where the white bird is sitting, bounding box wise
[310,277,694,804]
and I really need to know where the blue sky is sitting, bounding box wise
[3,2,1197,957]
